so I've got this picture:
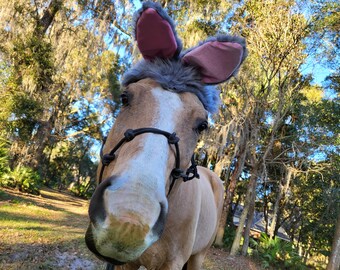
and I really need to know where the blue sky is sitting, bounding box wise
[301,63,332,85]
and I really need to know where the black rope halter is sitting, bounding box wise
[98,128,199,194]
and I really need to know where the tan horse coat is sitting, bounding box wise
[87,79,224,270]
[118,166,224,270]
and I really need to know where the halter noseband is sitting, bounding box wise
[98,128,199,194]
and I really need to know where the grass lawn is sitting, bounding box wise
[0,187,104,270]
[0,187,260,270]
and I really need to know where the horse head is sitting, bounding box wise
[85,1,246,265]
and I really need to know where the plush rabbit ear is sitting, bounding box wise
[135,2,182,60]
[182,36,247,85]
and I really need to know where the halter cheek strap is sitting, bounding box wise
[98,128,199,194]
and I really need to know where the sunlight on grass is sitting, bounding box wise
[0,201,85,245]
[0,188,104,270]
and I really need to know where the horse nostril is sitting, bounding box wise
[89,176,115,224]
[152,201,168,237]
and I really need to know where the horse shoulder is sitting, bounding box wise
[189,166,224,254]
[197,166,224,213]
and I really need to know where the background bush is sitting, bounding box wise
[0,166,41,195]
[0,139,10,178]
[252,233,307,270]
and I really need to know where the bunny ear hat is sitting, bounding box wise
[122,1,247,113]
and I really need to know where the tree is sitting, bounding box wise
[213,0,312,255]
[327,212,340,270]
[0,0,126,192]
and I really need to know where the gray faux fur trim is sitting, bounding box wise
[122,59,220,113]
[181,35,248,84]
[133,1,183,59]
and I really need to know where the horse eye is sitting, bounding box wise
[120,92,129,106]
[197,121,208,133]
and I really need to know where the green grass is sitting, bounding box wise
[0,187,262,270]
[0,187,104,270]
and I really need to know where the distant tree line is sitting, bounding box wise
[0,0,339,269]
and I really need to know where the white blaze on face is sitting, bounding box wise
[96,87,183,260]
[113,87,183,196]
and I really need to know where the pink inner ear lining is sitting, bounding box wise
[182,41,244,84]
[136,8,178,60]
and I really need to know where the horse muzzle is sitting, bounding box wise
[85,175,168,264]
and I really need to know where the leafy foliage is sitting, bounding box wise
[252,233,307,270]
[45,137,97,198]
[0,166,41,195]
[69,178,95,199]
[0,139,10,177]
[222,221,237,250]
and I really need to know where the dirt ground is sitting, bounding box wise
[0,187,261,270]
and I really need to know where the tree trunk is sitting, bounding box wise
[213,155,227,178]
[28,110,57,171]
[230,170,257,256]
[303,238,314,264]
[26,0,63,170]
[35,0,63,35]
[327,211,340,270]
[268,167,293,238]
[215,143,247,246]
[214,194,229,247]
[241,180,256,256]
[263,180,269,234]
[83,177,94,195]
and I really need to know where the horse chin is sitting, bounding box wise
[85,225,126,265]
[85,221,159,264]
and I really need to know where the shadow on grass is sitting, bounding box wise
[0,188,89,223]
[10,226,54,231]
[0,237,105,270]
[0,188,87,212]
[0,208,87,230]
[41,190,86,207]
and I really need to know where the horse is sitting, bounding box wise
[85,2,247,270]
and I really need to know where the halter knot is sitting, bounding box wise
[124,129,136,141]
[168,133,180,144]
[102,153,116,166]
[171,168,185,179]
[183,164,200,182]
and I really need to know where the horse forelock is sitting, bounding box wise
[122,59,221,114]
